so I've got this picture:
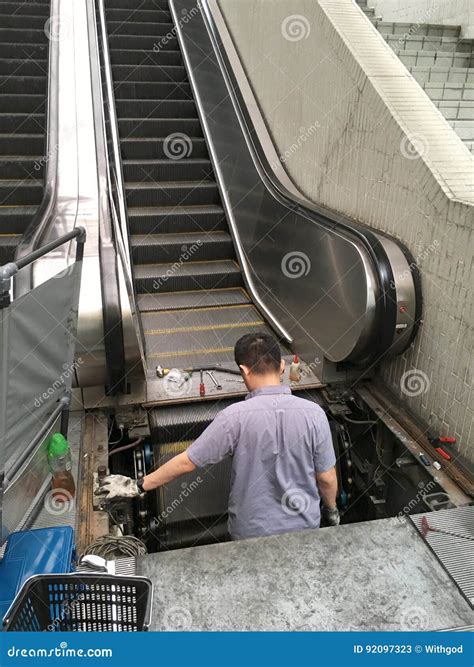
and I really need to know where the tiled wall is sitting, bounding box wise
[371,0,474,38]
[218,0,474,458]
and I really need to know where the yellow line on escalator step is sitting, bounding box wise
[147,346,234,359]
[145,321,264,335]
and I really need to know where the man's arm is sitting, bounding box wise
[97,410,235,500]
[315,467,338,508]
[143,451,196,491]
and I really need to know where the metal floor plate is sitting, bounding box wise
[410,506,474,608]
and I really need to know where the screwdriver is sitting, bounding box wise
[199,369,206,397]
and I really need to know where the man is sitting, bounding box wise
[99,333,339,539]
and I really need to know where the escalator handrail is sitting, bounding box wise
[92,0,147,386]
[185,0,420,367]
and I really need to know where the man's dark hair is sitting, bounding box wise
[234,333,281,375]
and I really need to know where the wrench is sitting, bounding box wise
[206,370,222,390]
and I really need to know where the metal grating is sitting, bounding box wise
[410,506,474,608]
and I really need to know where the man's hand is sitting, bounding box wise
[321,505,340,527]
[95,474,140,500]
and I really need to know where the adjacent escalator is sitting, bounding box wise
[0,0,49,265]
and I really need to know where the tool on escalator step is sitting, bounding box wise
[206,370,222,390]
[155,365,170,378]
[419,452,431,466]
[199,369,206,397]
[289,355,300,382]
[47,433,76,502]
[428,436,453,461]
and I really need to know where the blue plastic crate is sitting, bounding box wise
[0,526,75,621]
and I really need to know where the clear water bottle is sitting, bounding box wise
[47,433,76,502]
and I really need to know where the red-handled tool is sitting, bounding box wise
[438,436,456,444]
[435,447,451,461]
[199,369,206,397]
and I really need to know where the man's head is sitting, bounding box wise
[234,333,285,391]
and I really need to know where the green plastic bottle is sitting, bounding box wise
[47,433,75,502]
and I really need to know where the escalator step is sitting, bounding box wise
[131,231,234,264]
[125,181,220,207]
[134,259,243,293]
[137,287,250,313]
[0,206,39,233]
[142,304,266,334]
[0,75,47,95]
[0,180,43,206]
[148,399,240,443]
[106,0,169,9]
[105,9,171,24]
[123,158,212,182]
[0,28,50,45]
[108,34,178,50]
[145,319,269,367]
[106,21,174,37]
[128,205,227,234]
[0,43,48,59]
[112,64,187,83]
[0,234,21,264]
[0,3,50,16]
[0,157,43,179]
[119,118,202,138]
[115,98,194,118]
[0,134,45,156]
[0,59,48,77]
[0,94,45,114]
[0,15,50,30]
[113,80,191,100]
[0,113,45,134]
[110,49,182,67]
[121,137,207,160]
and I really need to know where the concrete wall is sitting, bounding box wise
[371,0,474,38]
[218,0,474,459]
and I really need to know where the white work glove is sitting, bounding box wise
[322,505,340,527]
[95,474,140,500]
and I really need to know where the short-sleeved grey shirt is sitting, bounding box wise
[187,385,336,540]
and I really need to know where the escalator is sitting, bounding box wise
[105,0,278,372]
[0,0,49,265]
[100,0,421,550]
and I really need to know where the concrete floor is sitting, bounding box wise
[137,517,474,631]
